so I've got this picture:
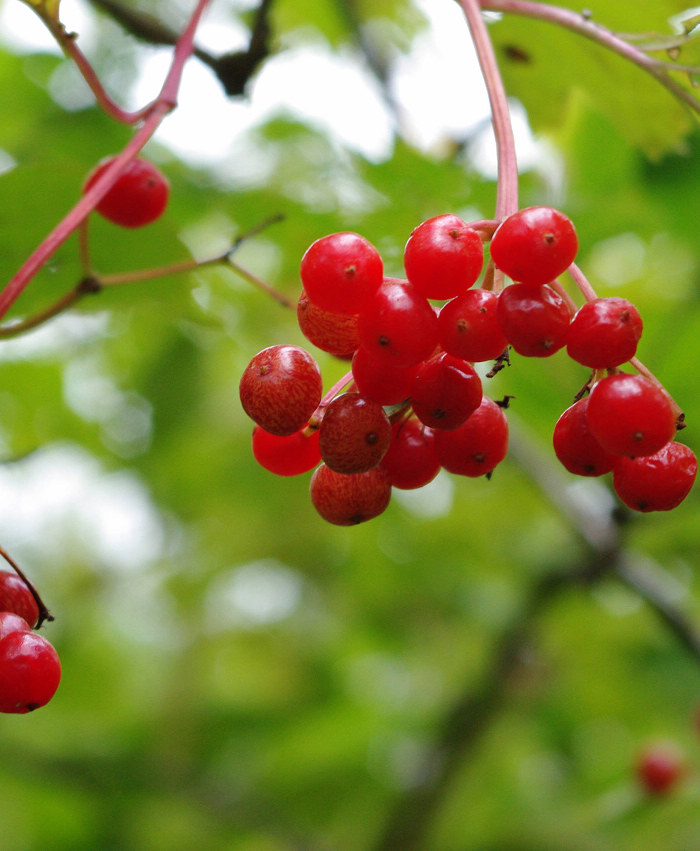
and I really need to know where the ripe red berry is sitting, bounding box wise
[351,347,416,406]
[613,441,697,512]
[404,214,484,300]
[410,352,483,430]
[381,419,440,490]
[552,397,618,477]
[433,396,508,477]
[309,463,392,525]
[296,290,360,357]
[300,232,383,315]
[251,425,321,476]
[239,345,323,436]
[0,572,39,628]
[586,373,677,458]
[0,631,61,713]
[636,744,683,796]
[497,282,570,357]
[319,392,392,474]
[566,297,643,368]
[438,288,508,362]
[357,280,439,368]
[0,612,31,640]
[490,206,578,285]
[83,156,169,228]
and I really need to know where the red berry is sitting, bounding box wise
[0,612,31,640]
[319,392,392,474]
[613,441,697,512]
[438,288,508,362]
[381,420,440,490]
[404,214,484,300]
[636,744,683,796]
[0,631,61,713]
[309,463,392,525]
[251,425,321,476]
[0,572,39,628]
[586,374,677,458]
[296,290,360,357]
[490,206,578,285]
[351,347,416,406]
[410,352,483,430]
[239,345,323,436]
[300,232,383,315]
[357,280,439,368]
[497,282,570,357]
[566,297,643,368]
[552,397,618,477]
[433,396,508,477]
[83,156,169,228]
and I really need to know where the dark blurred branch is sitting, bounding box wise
[90,0,274,96]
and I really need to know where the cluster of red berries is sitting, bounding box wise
[0,572,60,713]
[239,206,696,524]
[83,155,169,228]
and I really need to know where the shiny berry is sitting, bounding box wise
[410,352,482,430]
[300,232,383,315]
[433,396,508,477]
[309,463,392,525]
[83,156,169,228]
[567,297,643,368]
[404,214,484,300]
[552,397,617,477]
[381,420,440,490]
[490,206,578,285]
[351,347,416,406]
[586,374,677,458]
[296,289,360,357]
[239,345,323,436]
[0,572,39,628]
[319,393,392,474]
[497,283,570,357]
[0,631,61,713]
[251,425,321,476]
[613,441,697,512]
[0,612,31,640]
[438,288,508,362]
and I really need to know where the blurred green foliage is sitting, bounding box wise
[0,0,699,849]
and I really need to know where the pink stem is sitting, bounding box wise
[457,0,519,219]
[0,0,212,322]
[566,262,598,303]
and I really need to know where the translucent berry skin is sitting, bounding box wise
[0,612,31,640]
[0,572,39,628]
[309,463,392,525]
[300,232,383,315]
[239,345,323,437]
[636,745,684,795]
[497,283,570,357]
[552,397,617,477]
[319,392,392,474]
[382,420,440,490]
[586,374,677,458]
[438,288,508,362]
[83,156,169,228]
[613,441,697,512]
[351,348,416,406]
[296,290,360,357]
[410,352,483,430]
[357,280,439,368]
[567,297,643,368]
[0,632,61,713]
[404,214,484,300]
[433,396,508,477]
[251,425,321,476]
[489,206,578,286]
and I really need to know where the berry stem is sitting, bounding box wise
[457,0,519,219]
[0,546,53,629]
[307,371,355,430]
[567,262,598,302]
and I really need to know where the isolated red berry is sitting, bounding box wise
[613,441,697,512]
[438,288,508,362]
[296,289,360,357]
[497,282,570,357]
[636,744,684,796]
[309,463,392,525]
[433,396,508,477]
[586,374,677,458]
[0,572,39,628]
[404,214,484,300]
[83,156,169,228]
[552,397,617,477]
[0,631,61,713]
[300,232,383,315]
[239,345,323,436]
[566,297,643,368]
[251,425,321,476]
[319,392,392,474]
[490,206,578,285]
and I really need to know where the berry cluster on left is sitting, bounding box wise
[0,572,60,714]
